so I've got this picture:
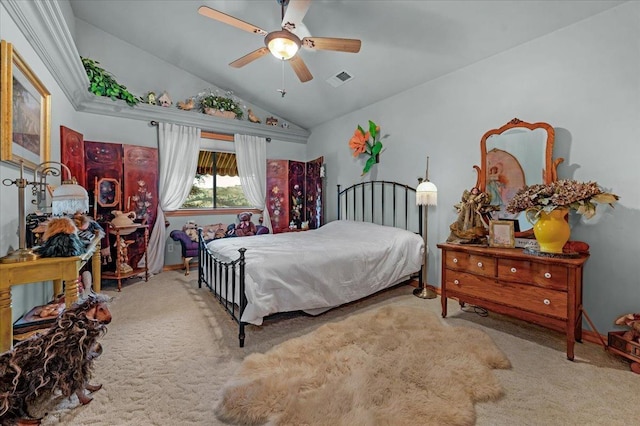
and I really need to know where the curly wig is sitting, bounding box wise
[0,293,111,424]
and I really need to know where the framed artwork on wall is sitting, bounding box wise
[489,220,515,248]
[0,40,51,170]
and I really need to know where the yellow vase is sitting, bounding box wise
[526,208,571,253]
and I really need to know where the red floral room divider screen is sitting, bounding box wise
[266,157,323,233]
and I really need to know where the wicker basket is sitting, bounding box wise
[204,108,236,119]
[608,331,640,363]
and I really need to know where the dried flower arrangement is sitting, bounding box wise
[505,179,619,219]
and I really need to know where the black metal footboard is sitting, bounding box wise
[197,228,247,347]
[197,181,424,348]
[337,180,424,290]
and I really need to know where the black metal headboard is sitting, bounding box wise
[337,181,423,235]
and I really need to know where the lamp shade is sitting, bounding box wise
[416,180,438,206]
[52,182,89,215]
[265,30,301,60]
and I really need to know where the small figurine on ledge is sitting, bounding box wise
[247,109,261,123]
[145,91,157,105]
[158,91,172,107]
[177,97,195,111]
[266,116,278,126]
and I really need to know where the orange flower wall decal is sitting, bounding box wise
[348,120,385,175]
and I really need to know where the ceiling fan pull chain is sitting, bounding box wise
[278,59,287,97]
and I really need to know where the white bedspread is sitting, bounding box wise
[206,220,424,325]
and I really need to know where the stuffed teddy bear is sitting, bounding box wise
[615,313,640,343]
[182,220,199,242]
[234,212,257,237]
[201,223,226,240]
[615,313,640,374]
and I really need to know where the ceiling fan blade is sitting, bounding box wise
[282,0,311,36]
[302,37,361,53]
[289,55,313,82]
[198,5,268,36]
[230,47,270,68]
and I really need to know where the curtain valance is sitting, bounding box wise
[197,151,237,176]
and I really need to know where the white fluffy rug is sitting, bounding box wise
[30,272,638,425]
[215,305,511,426]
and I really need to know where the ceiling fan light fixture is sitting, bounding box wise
[265,30,301,60]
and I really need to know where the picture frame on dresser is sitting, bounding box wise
[0,40,51,170]
[489,220,515,248]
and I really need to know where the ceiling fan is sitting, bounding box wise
[197,0,361,83]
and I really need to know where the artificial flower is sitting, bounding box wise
[349,130,369,157]
[348,120,385,175]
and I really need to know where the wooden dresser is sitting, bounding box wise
[437,243,589,360]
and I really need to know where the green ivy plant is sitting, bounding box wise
[197,90,244,119]
[81,57,142,106]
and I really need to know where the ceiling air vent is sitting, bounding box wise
[326,70,354,88]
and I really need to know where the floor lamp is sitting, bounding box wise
[413,156,438,299]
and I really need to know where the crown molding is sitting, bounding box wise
[1,0,310,143]
[79,96,311,142]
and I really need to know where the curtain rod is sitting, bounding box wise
[149,121,271,142]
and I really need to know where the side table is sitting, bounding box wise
[0,237,101,352]
[101,224,149,291]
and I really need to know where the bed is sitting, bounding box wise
[198,181,424,347]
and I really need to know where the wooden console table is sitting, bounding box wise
[0,238,101,352]
[438,243,589,360]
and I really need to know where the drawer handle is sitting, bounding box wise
[544,272,552,279]
[510,267,517,273]
[543,299,551,305]
[477,262,483,268]
[453,258,458,263]
[453,279,460,285]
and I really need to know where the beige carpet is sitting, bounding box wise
[216,305,511,425]
[31,271,638,425]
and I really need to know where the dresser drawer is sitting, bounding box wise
[445,270,568,319]
[445,251,495,278]
[497,259,568,291]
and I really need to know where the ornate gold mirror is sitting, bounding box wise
[95,177,121,208]
[475,118,563,236]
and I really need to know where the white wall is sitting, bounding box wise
[307,2,640,333]
[0,1,79,320]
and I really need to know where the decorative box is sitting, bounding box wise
[608,331,640,363]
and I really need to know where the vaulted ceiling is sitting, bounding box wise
[68,0,623,130]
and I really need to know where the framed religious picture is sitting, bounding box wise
[1,40,51,170]
[489,220,515,248]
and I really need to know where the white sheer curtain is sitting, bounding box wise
[147,123,201,274]
[234,134,272,231]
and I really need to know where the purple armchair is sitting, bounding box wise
[169,230,201,275]
[169,224,269,275]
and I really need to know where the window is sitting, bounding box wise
[181,150,250,209]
